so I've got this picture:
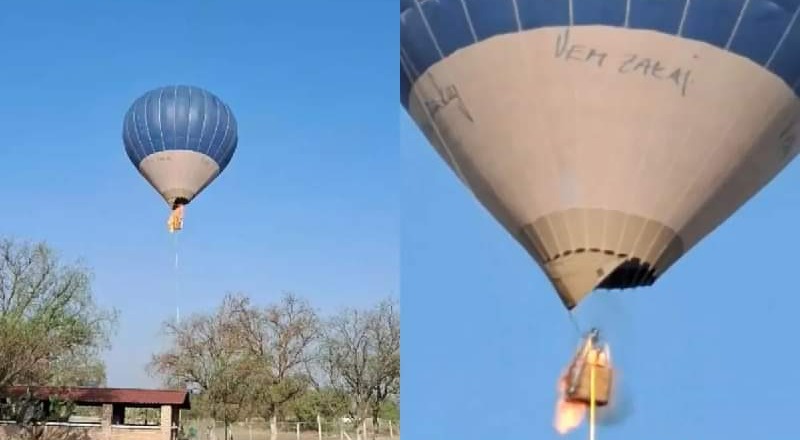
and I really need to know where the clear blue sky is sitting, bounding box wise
[0,1,397,388]
[401,110,800,439]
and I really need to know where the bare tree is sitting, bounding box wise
[150,294,257,440]
[232,293,320,440]
[365,299,400,431]
[321,298,399,440]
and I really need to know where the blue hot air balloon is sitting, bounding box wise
[401,0,800,310]
[123,85,238,232]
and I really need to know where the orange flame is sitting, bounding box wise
[554,376,587,434]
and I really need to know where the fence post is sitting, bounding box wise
[317,414,323,440]
[296,422,301,440]
[389,420,394,439]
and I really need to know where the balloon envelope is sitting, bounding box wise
[123,85,238,207]
[401,0,800,309]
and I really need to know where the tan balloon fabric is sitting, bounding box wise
[406,26,800,309]
[138,150,221,207]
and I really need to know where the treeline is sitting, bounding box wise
[149,292,400,440]
[0,238,399,440]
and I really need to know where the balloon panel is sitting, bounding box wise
[401,0,800,100]
[123,85,238,172]
[401,0,800,309]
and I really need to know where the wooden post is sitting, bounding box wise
[248,419,253,440]
[389,420,394,439]
[296,422,301,440]
[317,414,323,440]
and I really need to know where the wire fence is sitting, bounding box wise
[182,417,400,440]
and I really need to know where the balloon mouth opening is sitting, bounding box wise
[540,249,662,311]
[597,258,657,290]
[172,197,190,210]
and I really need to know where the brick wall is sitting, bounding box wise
[0,403,179,440]
[0,422,104,440]
[110,426,165,440]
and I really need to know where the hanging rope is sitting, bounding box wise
[568,309,583,336]
[589,362,597,440]
[172,231,181,325]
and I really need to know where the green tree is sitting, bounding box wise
[0,239,116,388]
[285,387,349,424]
[0,238,117,439]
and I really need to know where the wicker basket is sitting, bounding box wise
[565,362,613,406]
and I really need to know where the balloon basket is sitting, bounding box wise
[167,205,185,233]
[564,362,613,407]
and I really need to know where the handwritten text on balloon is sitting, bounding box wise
[554,29,693,97]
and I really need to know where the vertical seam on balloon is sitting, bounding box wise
[157,88,165,152]
[724,0,751,50]
[624,0,631,28]
[627,217,650,267]
[198,89,209,150]
[122,117,132,161]
[512,0,522,31]
[544,217,562,260]
[564,29,580,249]
[127,120,142,163]
[400,49,471,192]
[213,107,232,162]
[209,106,224,160]
[582,206,590,251]
[416,0,445,59]
[123,113,136,162]
[569,0,574,26]
[132,101,148,160]
[173,86,178,152]
[677,0,690,36]
[125,114,144,164]
[206,97,222,156]
[186,87,192,150]
[765,6,800,68]
[459,0,478,42]
[401,48,421,80]
[143,93,156,155]
[226,114,237,165]
[219,115,236,168]
[641,225,668,274]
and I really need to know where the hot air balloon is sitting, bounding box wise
[123,85,238,233]
[401,0,800,310]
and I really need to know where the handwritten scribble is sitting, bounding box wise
[423,72,474,122]
[555,28,694,97]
